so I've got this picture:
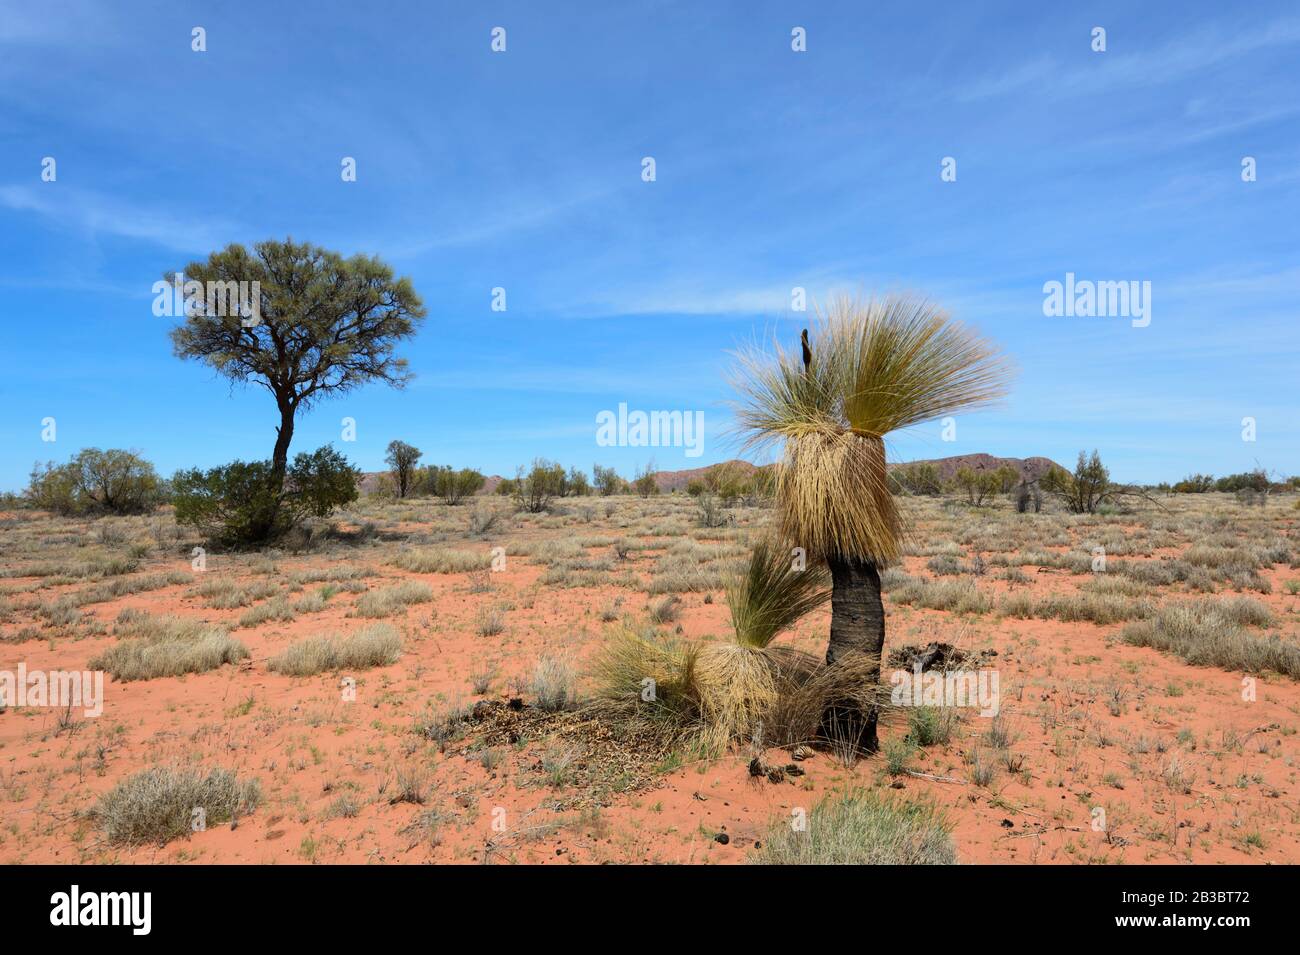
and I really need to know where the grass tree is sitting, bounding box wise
[732,294,1011,750]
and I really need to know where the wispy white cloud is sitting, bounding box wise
[958,17,1300,102]
[0,184,242,253]
[380,184,620,259]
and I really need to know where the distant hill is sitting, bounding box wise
[888,453,1064,484]
[652,459,765,493]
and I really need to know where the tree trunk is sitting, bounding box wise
[822,554,886,753]
[270,403,295,489]
[249,402,295,543]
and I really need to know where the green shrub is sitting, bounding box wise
[27,449,161,515]
[426,466,486,504]
[172,445,358,546]
[512,458,567,513]
[385,440,423,498]
[908,705,959,746]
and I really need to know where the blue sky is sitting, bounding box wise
[1,0,1297,490]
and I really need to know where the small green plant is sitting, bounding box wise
[883,737,916,776]
[907,706,958,746]
[753,790,955,865]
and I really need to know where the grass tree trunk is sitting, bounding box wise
[824,554,886,753]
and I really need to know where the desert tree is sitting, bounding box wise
[732,294,1011,750]
[1038,450,1158,514]
[385,440,423,498]
[593,464,623,496]
[512,459,566,513]
[632,460,659,498]
[168,239,426,503]
[952,465,1016,506]
[565,466,591,496]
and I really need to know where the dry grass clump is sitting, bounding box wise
[593,537,891,754]
[193,577,279,609]
[389,548,491,574]
[75,570,193,606]
[475,605,507,636]
[266,624,401,676]
[646,553,730,594]
[1122,597,1298,677]
[1184,545,1258,571]
[286,565,375,587]
[353,580,433,618]
[752,789,955,865]
[589,627,703,737]
[761,650,892,751]
[530,655,576,712]
[237,597,296,628]
[999,590,1153,625]
[890,577,993,614]
[648,595,683,624]
[691,642,781,752]
[95,765,261,846]
[291,587,334,614]
[589,627,890,754]
[90,612,248,681]
[925,554,968,576]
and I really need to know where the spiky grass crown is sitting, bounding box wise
[732,294,1012,562]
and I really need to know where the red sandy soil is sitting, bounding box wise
[1,499,1297,864]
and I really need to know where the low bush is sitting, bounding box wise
[426,465,486,505]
